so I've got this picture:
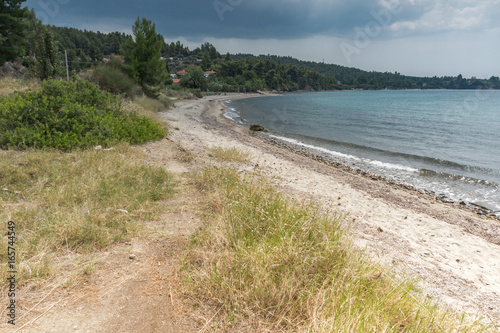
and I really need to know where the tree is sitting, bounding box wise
[88,41,101,61]
[33,25,60,80]
[0,0,29,65]
[121,17,166,96]
[201,53,211,71]
[180,66,207,90]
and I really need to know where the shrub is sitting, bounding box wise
[0,79,166,150]
[85,61,140,97]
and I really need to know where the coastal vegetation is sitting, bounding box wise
[0,0,30,65]
[209,146,250,163]
[0,75,174,287]
[0,5,498,330]
[0,144,176,285]
[0,74,494,332]
[184,165,489,332]
[0,79,166,150]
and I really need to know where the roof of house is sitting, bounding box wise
[172,79,181,84]
[205,71,217,74]
[176,70,188,75]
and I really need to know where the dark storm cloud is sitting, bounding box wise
[24,0,423,39]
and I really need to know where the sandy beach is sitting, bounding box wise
[5,93,500,332]
[160,93,500,327]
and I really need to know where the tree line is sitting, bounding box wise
[1,0,498,93]
[233,54,500,90]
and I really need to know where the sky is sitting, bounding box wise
[24,0,500,78]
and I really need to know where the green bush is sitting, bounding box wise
[86,61,140,97]
[0,79,166,150]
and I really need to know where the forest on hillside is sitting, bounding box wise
[2,6,499,92]
[43,24,500,91]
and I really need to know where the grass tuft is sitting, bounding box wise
[0,77,40,97]
[209,146,250,163]
[184,166,490,332]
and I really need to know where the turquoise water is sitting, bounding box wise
[227,90,500,212]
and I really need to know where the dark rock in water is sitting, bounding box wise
[250,124,266,132]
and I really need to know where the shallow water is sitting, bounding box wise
[227,90,500,212]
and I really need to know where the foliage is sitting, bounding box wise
[180,65,207,90]
[185,167,489,332]
[0,0,29,65]
[47,26,132,72]
[121,17,166,97]
[234,54,500,90]
[20,14,500,91]
[0,79,166,150]
[85,59,141,97]
[0,146,175,284]
[32,25,60,80]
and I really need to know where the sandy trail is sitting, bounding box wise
[165,94,500,327]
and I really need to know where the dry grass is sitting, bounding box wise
[123,94,174,127]
[184,167,491,332]
[0,144,176,286]
[209,146,250,163]
[0,77,40,97]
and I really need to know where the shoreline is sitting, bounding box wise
[221,93,500,221]
[255,131,500,220]
[205,94,500,245]
[172,93,500,325]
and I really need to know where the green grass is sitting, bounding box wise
[209,146,250,163]
[183,167,491,332]
[0,144,176,285]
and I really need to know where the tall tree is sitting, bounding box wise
[0,0,29,65]
[121,17,166,96]
[33,25,59,80]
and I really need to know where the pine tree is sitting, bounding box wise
[121,17,166,96]
[0,0,29,65]
[33,26,60,80]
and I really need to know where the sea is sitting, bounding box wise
[224,90,500,214]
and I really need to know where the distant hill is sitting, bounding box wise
[26,21,500,91]
[232,54,500,90]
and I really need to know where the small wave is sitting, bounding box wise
[365,159,419,173]
[296,134,499,177]
[269,135,360,160]
[269,135,419,173]
[419,169,499,188]
[222,100,240,121]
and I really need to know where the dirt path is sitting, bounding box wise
[3,94,500,332]
[1,138,205,332]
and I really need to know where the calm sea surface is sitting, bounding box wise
[226,90,500,213]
